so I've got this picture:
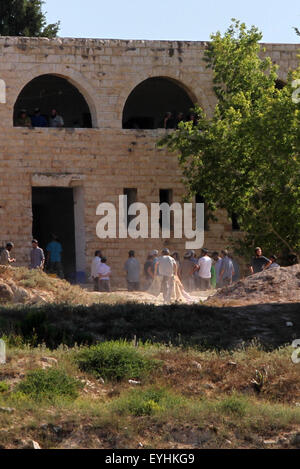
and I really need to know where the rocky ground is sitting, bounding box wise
[2,264,300,309]
[0,265,101,305]
[206,265,300,307]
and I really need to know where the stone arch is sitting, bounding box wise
[119,73,207,129]
[12,65,99,127]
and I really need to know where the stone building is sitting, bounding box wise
[0,36,298,286]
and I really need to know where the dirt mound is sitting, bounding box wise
[0,265,97,305]
[206,265,300,306]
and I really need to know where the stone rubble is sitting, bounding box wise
[206,265,300,306]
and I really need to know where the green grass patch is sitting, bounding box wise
[75,340,160,382]
[111,387,186,417]
[15,368,82,402]
[217,394,249,417]
[0,381,10,393]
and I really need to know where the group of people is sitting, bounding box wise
[15,108,64,128]
[90,247,239,304]
[162,111,198,129]
[249,247,280,273]
[90,245,286,304]
[1,239,286,303]
[145,248,239,299]
[91,251,112,292]
[0,236,64,278]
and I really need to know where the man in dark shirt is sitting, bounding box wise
[31,108,48,127]
[250,247,271,274]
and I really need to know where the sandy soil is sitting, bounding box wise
[84,287,216,305]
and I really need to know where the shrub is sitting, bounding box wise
[0,381,10,393]
[75,340,160,381]
[218,394,248,417]
[112,387,185,416]
[16,368,82,402]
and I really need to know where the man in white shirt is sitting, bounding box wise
[98,257,111,292]
[154,248,177,303]
[197,248,212,290]
[49,109,64,128]
[91,250,102,291]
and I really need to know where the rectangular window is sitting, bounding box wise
[159,189,173,227]
[124,188,137,227]
[231,213,240,231]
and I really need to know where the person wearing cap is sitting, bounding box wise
[154,248,177,303]
[124,250,140,291]
[150,249,159,264]
[250,247,271,274]
[266,255,280,269]
[179,251,197,292]
[30,239,45,270]
[15,109,31,128]
[196,248,212,290]
[0,242,16,266]
[31,108,48,127]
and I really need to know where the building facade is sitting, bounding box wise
[0,36,298,285]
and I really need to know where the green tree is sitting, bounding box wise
[159,20,300,261]
[0,0,60,38]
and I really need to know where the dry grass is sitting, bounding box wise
[153,345,300,403]
[0,342,299,449]
[0,266,103,305]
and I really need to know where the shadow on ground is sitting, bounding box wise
[0,301,299,350]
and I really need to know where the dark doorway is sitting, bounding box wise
[122,77,195,129]
[14,74,92,128]
[32,187,76,281]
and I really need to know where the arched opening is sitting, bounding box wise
[122,77,195,129]
[14,74,92,128]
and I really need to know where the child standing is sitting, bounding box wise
[98,257,111,292]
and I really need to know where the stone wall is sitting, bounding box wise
[0,37,298,286]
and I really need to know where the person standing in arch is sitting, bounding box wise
[49,109,64,128]
[30,239,45,270]
[46,234,64,278]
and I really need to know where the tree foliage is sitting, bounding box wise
[0,0,60,38]
[159,20,300,260]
